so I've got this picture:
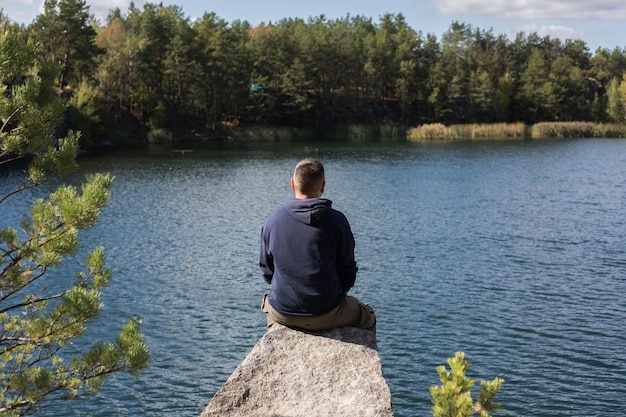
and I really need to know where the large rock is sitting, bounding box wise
[199,324,394,417]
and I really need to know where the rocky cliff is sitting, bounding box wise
[199,324,394,417]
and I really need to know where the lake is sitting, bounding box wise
[1,138,625,417]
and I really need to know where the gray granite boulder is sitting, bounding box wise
[199,324,394,417]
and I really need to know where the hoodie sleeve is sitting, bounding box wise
[259,225,274,284]
[336,214,358,293]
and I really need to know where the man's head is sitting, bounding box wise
[291,158,326,198]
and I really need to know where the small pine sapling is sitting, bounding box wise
[430,351,504,417]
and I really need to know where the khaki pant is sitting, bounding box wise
[261,294,376,332]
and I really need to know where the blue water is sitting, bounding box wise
[1,138,625,416]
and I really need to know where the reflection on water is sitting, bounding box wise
[1,139,625,417]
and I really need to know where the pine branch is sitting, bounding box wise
[0,283,67,315]
[0,180,40,205]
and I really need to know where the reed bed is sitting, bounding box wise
[198,122,626,142]
[530,122,626,138]
[454,123,527,139]
[328,124,407,141]
[407,123,526,141]
[408,122,626,141]
[406,123,454,141]
[232,126,313,142]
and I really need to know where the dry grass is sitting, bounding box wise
[328,124,407,141]
[407,123,526,141]
[408,122,626,141]
[232,126,312,141]
[530,122,626,138]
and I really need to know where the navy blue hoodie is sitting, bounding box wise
[259,197,358,316]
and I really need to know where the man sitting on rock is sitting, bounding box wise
[259,158,376,332]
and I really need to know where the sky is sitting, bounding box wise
[2,0,626,52]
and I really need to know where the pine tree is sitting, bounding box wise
[430,352,504,417]
[29,0,103,88]
[0,26,149,416]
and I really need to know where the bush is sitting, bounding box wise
[147,128,174,144]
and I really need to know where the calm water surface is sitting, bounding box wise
[1,139,625,417]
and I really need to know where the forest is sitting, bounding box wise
[3,0,626,146]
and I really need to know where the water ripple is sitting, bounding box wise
[2,140,625,417]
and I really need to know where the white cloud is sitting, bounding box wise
[89,0,131,22]
[0,0,33,5]
[429,0,626,20]
[0,0,135,24]
[74,0,136,22]
[512,23,584,40]
[0,0,39,23]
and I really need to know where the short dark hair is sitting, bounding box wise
[293,158,325,195]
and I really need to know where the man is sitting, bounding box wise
[259,158,376,332]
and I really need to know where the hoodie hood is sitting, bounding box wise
[283,197,332,225]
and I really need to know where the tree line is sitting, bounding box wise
[3,0,626,146]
